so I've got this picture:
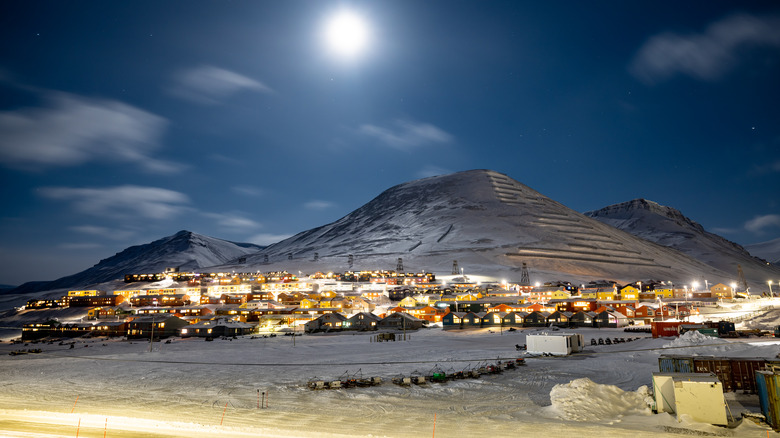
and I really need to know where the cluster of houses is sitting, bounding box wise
[21,270,730,341]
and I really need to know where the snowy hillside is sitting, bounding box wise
[746,237,780,265]
[212,170,771,288]
[9,231,263,294]
[585,199,780,289]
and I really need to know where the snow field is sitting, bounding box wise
[2,325,780,437]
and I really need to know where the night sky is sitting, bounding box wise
[1,1,779,286]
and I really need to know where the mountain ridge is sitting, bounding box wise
[584,198,779,288]
[8,230,263,294]
[212,170,777,288]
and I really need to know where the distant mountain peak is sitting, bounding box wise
[585,198,704,232]
[10,230,263,294]
[585,198,780,287]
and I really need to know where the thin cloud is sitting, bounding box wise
[169,65,273,104]
[745,214,780,234]
[359,119,453,150]
[40,185,191,220]
[416,165,452,179]
[248,233,293,246]
[202,212,262,232]
[753,160,780,175]
[304,200,335,210]
[231,185,265,197]
[631,13,780,83]
[0,92,179,172]
[59,242,103,250]
[70,225,135,241]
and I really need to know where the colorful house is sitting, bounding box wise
[619,286,639,301]
[710,283,733,299]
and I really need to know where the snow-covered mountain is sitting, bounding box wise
[9,231,263,293]
[746,237,780,265]
[584,199,780,288]
[212,169,775,288]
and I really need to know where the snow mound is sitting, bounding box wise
[546,378,653,421]
[663,330,721,348]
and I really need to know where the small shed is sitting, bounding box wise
[652,372,727,425]
[526,333,584,356]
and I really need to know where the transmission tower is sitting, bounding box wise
[520,262,530,286]
[396,258,404,273]
[348,254,354,270]
[452,260,459,275]
[737,264,749,292]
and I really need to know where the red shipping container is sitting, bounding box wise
[651,321,684,338]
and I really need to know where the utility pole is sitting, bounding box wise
[149,316,155,352]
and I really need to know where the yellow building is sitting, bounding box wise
[209,284,253,295]
[399,296,417,307]
[299,298,320,309]
[653,287,675,299]
[258,282,311,293]
[68,290,104,297]
[620,286,639,301]
[528,288,570,303]
[113,290,142,299]
[597,289,617,300]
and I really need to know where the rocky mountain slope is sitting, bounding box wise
[213,170,775,288]
[584,199,780,289]
[9,231,262,293]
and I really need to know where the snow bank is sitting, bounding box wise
[546,378,653,422]
[663,330,721,348]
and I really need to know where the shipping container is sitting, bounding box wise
[651,321,684,338]
[757,371,780,430]
[730,358,767,393]
[658,355,695,373]
[662,355,773,393]
[693,357,733,392]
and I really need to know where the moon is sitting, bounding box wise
[324,10,370,59]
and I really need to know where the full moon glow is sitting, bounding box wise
[324,10,370,58]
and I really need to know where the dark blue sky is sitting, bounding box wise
[1,1,779,285]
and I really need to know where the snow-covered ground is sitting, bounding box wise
[4,302,780,437]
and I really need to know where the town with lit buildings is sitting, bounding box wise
[18,264,755,342]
